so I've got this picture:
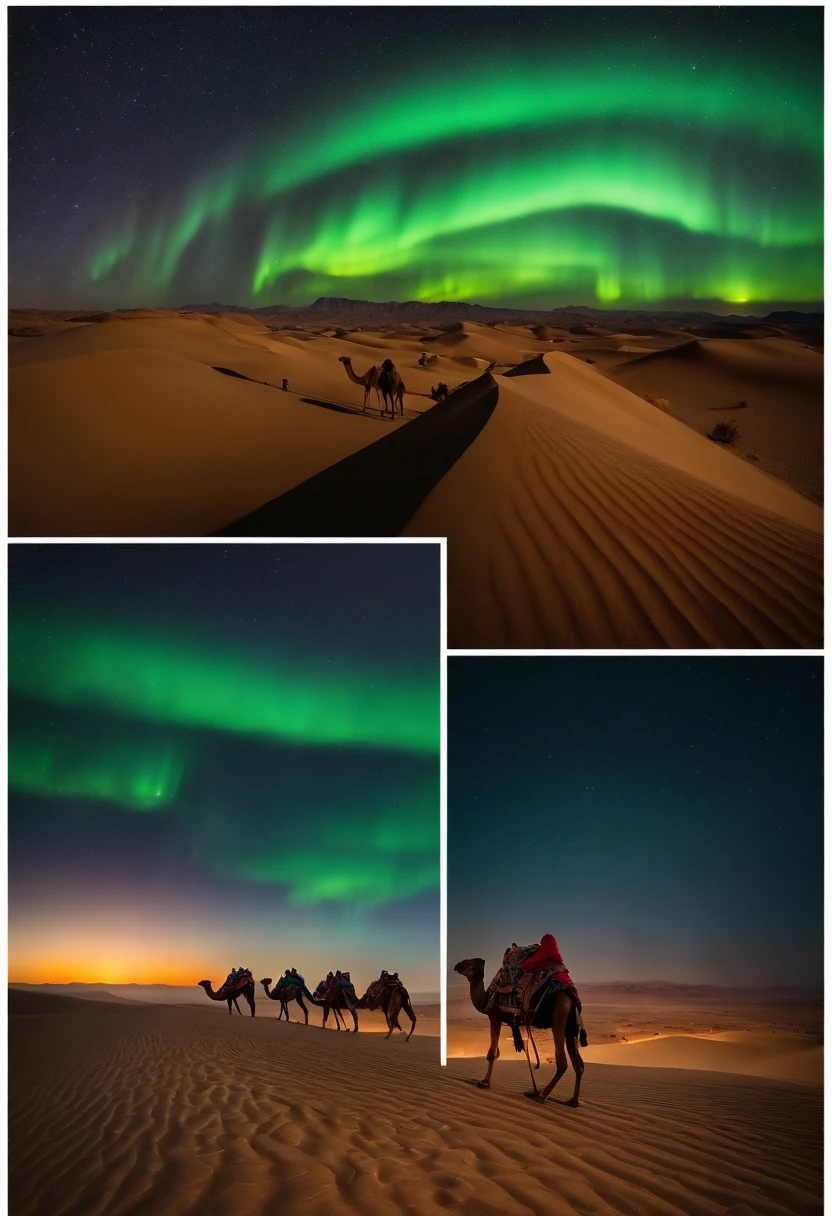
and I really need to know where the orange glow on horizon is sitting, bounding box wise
[8,960,212,986]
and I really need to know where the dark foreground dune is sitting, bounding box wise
[9,994,821,1216]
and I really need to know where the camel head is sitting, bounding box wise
[197,980,212,989]
[381,358,395,371]
[454,958,486,983]
[260,978,272,987]
[338,356,351,364]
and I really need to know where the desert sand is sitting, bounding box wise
[10,989,821,1216]
[447,986,823,1086]
[9,310,822,647]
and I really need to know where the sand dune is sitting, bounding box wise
[9,996,820,1216]
[9,317,429,536]
[449,1023,821,1085]
[612,337,823,503]
[404,353,822,647]
[9,315,823,648]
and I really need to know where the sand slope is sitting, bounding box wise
[612,338,823,503]
[405,353,822,647]
[8,316,435,537]
[9,998,821,1216]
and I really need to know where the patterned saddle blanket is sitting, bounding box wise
[220,970,253,994]
[488,942,579,1023]
[365,977,404,1007]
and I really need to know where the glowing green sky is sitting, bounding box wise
[84,39,820,310]
[9,545,440,988]
[9,10,821,311]
[9,616,438,755]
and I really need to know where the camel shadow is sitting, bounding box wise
[300,396,368,417]
[301,396,400,420]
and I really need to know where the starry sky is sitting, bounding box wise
[448,658,822,989]
[9,7,822,312]
[9,544,440,991]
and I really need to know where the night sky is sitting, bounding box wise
[449,658,822,989]
[9,544,440,991]
[9,7,822,312]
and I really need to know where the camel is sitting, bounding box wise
[198,978,256,1016]
[357,978,417,1040]
[430,382,449,402]
[454,958,584,1106]
[338,356,381,411]
[260,976,319,1024]
[378,359,405,418]
[313,976,359,1032]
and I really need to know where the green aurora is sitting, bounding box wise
[84,43,822,310]
[9,726,188,812]
[9,615,439,907]
[8,616,439,756]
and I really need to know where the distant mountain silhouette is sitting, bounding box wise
[177,296,823,327]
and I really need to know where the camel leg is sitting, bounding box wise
[565,1037,584,1106]
[233,997,242,1016]
[529,1026,541,1070]
[478,1013,502,1088]
[526,997,570,1103]
[297,995,309,1025]
[249,992,256,1016]
[404,1001,417,1041]
[344,996,359,1032]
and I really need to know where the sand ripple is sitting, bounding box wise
[10,1005,821,1216]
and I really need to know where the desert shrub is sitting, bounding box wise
[644,394,673,415]
[708,420,740,444]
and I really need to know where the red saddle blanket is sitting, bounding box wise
[488,938,575,1020]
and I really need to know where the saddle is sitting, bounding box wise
[488,941,582,1030]
[220,970,253,995]
[365,976,404,1007]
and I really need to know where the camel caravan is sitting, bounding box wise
[455,934,587,1106]
[338,355,495,415]
[198,966,417,1039]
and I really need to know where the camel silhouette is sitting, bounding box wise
[260,976,322,1023]
[338,357,381,411]
[454,957,584,1106]
[198,978,256,1016]
[378,359,405,418]
[357,978,417,1040]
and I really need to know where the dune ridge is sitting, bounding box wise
[220,374,498,536]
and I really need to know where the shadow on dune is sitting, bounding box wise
[503,354,551,377]
[301,395,371,418]
[218,373,499,537]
